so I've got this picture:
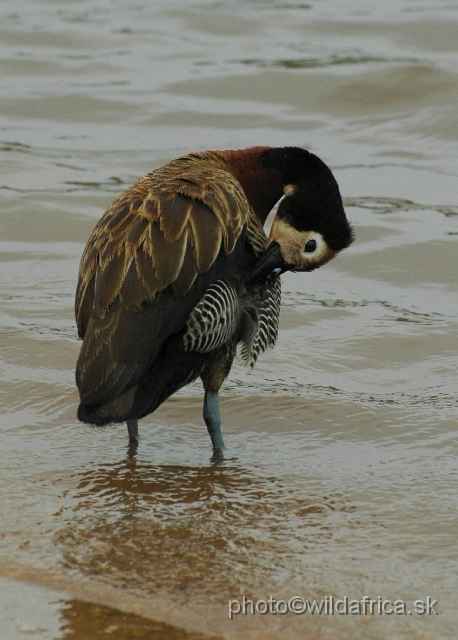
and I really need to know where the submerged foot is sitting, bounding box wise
[127,438,139,458]
[211,445,225,463]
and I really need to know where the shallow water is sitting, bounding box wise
[1,1,457,638]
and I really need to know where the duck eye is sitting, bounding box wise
[303,239,317,253]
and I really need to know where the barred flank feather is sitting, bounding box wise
[183,280,239,353]
[240,276,281,368]
[242,211,281,367]
[183,205,281,367]
[183,275,281,368]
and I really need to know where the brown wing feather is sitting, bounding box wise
[172,237,198,298]
[157,194,192,241]
[188,200,223,272]
[119,255,153,310]
[75,151,251,407]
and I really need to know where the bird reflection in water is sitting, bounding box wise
[55,451,351,598]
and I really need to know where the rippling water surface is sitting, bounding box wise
[1,1,457,638]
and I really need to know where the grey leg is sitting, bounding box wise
[203,390,225,452]
[127,419,139,443]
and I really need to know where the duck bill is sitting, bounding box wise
[241,241,291,290]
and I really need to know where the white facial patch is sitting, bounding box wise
[301,232,326,258]
[268,218,336,271]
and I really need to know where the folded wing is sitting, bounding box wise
[75,154,250,408]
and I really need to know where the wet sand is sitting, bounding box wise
[1,1,457,638]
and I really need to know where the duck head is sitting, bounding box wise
[243,147,353,287]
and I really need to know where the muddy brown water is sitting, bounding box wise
[1,1,457,638]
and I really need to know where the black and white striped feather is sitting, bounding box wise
[240,276,281,368]
[182,211,282,367]
[182,276,281,368]
[182,279,239,353]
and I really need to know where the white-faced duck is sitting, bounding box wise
[75,147,353,454]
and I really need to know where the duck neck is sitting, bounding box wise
[211,147,284,225]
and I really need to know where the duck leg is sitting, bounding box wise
[127,419,139,443]
[203,390,225,451]
[200,343,235,453]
